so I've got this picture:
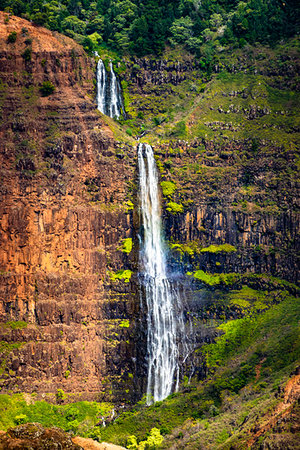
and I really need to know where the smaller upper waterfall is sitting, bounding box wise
[96,59,107,115]
[108,62,122,119]
[96,58,124,119]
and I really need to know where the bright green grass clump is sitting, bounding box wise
[192,270,221,285]
[170,240,202,257]
[166,201,183,214]
[121,238,133,254]
[190,270,239,286]
[160,181,176,197]
[108,269,132,282]
[200,244,237,253]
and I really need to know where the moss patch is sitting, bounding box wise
[108,269,132,283]
[201,244,237,254]
[160,181,176,197]
[166,201,183,214]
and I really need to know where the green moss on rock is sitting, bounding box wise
[108,270,132,283]
[160,181,176,197]
[166,201,183,214]
[201,244,237,254]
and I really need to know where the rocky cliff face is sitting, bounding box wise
[0,12,299,407]
[0,12,137,402]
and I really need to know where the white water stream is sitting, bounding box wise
[96,58,123,119]
[108,62,121,119]
[96,58,107,115]
[138,143,186,404]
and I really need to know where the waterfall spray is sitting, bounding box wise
[138,143,186,404]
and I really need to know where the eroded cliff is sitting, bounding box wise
[0,12,137,401]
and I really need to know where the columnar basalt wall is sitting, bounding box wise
[0,13,137,401]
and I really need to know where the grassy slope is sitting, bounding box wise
[99,289,300,448]
[1,285,298,449]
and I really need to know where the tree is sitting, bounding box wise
[61,15,86,34]
[169,16,194,44]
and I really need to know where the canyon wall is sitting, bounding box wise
[0,12,298,403]
[0,12,138,402]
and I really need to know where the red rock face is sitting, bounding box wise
[0,12,137,401]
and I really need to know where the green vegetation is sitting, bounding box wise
[120,238,133,254]
[189,270,240,287]
[201,244,237,253]
[7,31,17,43]
[0,321,27,330]
[119,319,130,328]
[127,428,163,449]
[108,269,132,282]
[170,241,200,257]
[0,395,113,441]
[40,81,55,97]
[21,47,31,62]
[166,201,183,214]
[2,0,298,57]
[160,181,176,197]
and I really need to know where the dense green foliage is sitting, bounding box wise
[0,397,112,440]
[2,0,299,56]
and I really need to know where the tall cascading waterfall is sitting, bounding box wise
[138,143,187,404]
[96,58,124,119]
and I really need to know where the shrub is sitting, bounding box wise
[166,201,183,214]
[121,238,133,254]
[7,32,17,43]
[65,406,79,421]
[14,414,28,425]
[108,269,132,283]
[56,389,66,403]
[22,48,32,62]
[160,181,176,197]
[127,428,164,449]
[40,81,55,97]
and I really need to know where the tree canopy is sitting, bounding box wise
[1,0,299,56]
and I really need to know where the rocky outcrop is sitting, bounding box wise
[0,423,81,449]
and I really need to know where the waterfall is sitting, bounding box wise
[138,143,186,404]
[96,58,107,115]
[108,62,122,119]
[96,58,124,119]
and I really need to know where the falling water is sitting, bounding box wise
[108,62,122,119]
[138,143,186,404]
[96,58,124,119]
[96,58,107,115]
